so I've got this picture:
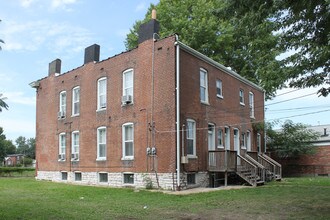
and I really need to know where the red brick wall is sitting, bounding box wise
[278,145,330,176]
[36,36,177,174]
[179,49,265,172]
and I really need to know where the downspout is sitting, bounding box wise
[263,91,267,154]
[175,35,181,190]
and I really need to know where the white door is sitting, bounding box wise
[234,129,240,165]
[208,124,215,166]
[225,127,230,150]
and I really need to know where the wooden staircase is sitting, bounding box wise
[236,155,265,186]
[258,153,282,181]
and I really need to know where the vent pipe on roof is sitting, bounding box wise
[323,128,328,136]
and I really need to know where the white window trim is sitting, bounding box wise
[71,131,79,161]
[200,68,209,104]
[97,77,107,111]
[249,92,255,118]
[72,86,80,116]
[239,89,245,106]
[122,122,134,160]
[187,119,197,157]
[59,91,66,117]
[217,129,224,148]
[58,132,66,161]
[216,79,223,99]
[96,127,106,161]
[122,69,134,104]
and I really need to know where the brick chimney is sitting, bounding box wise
[138,9,160,44]
[48,59,61,76]
[84,44,100,64]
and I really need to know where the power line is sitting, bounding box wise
[265,92,316,106]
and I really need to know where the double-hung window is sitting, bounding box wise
[97,127,106,160]
[249,92,254,118]
[241,133,246,149]
[186,119,196,156]
[216,79,223,98]
[72,131,79,160]
[122,69,133,104]
[239,89,244,105]
[59,133,66,160]
[72,86,80,116]
[122,123,134,159]
[59,91,66,118]
[200,68,208,104]
[97,77,107,110]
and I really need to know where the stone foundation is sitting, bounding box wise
[36,171,209,190]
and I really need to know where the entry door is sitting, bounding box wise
[225,127,230,150]
[208,124,215,166]
[234,129,240,165]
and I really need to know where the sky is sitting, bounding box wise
[0,0,329,142]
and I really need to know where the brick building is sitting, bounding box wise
[30,14,280,190]
[278,125,330,177]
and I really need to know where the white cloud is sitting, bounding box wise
[20,0,37,8]
[3,92,36,106]
[2,20,93,53]
[135,2,147,12]
[51,0,78,10]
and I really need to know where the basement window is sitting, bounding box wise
[99,173,108,183]
[75,172,82,181]
[123,173,134,184]
[187,173,196,185]
[61,172,68,180]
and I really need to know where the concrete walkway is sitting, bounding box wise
[165,185,250,195]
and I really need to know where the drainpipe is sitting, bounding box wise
[174,35,180,190]
[263,91,267,154]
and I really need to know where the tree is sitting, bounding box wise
[125,0,286,98]
[215,0,330,96]
[0,94,9,112]
[15,136,35,159]
[267,120,319,158]
[0,127,16,162]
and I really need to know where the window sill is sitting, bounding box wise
[121,102,134,107]
[96,108,106,112]
[200,101,210,105]
[71,114,80,117]
[121,157,134,161]
[58,159,66,162]
[217,146,224,149]
[217,95,223,99]
[187,155,198,159]
[71,159,79,162]
[250,116,255,119]
[96,158,106,161]
[240,103,245,106]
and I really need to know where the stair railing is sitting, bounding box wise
[237,155,257,186]
[261,153,282,179]
[245,154,265,183]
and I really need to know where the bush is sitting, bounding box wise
[0,167,35,177]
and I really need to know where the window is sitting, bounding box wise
[257,133,261,153]
[187,173,196,185]
[122,69,133,104]
[97,127,106,160]
[249,92,254,118]
[224,127,230,150]
[241,133,246,149]
[186,119,196,156]
[97,77,107,110]
[99,173,108,183]
[217,129,223,148]
[59,91,66,118]
[246,131,251,151]
[59,133,66,160]
[200,68,209,103]
[72,131,79,160]
[239,89,244,105]
[72,86,80,116]
[216,79,223,98]
[123,173,134,184]
[75,172,82,181]
[61,172,68,180]
[122,123,134,159]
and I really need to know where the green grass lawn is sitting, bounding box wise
[0,177,329,220]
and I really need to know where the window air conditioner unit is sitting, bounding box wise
[58,111,65,119]
[59,154,65,160]
[181,156,189,164]
[122,95,132,105]
[71,153,79,160]
[100,102,106,108]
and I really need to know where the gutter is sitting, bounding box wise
[175,35,180,190]
[176,41,264,92]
